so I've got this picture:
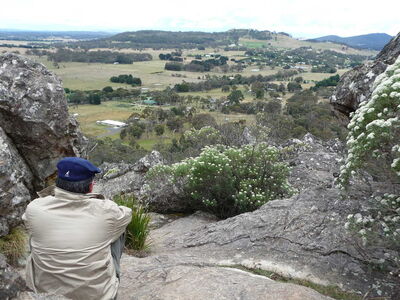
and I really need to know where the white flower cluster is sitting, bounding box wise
[345,194,400,247]
[339,56,400,186]
[339,57,400,247]
[147,143,292,217]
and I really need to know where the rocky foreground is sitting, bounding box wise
[2,31,400,299]
[96,135,398,299]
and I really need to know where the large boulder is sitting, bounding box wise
[330,32,400,121]
[127,183,398,298]
[0,53,85,190]
[118,212,332,300]
[0,127,33,236]
[0,53,85,237]
[95,151,164,199]
[0,254,26,300]
[119,258,332,300]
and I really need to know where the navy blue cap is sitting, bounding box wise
[57,157,101,182]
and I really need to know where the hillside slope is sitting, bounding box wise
[310,33,393,50]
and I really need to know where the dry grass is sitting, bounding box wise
[69,101,136,137]
[240,35,377,56]
[0,227,27,265]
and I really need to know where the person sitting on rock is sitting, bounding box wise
[23,157,132,300]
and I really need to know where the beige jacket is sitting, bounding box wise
[22,186,132,300]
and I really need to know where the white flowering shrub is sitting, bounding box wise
[340,56,400,251]
[147,143,293,218]
[179,126,222,150]
[345,194,400,249]
[339,56,400,186]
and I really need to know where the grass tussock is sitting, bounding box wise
[113,194,151,252]
[0,227,27,265]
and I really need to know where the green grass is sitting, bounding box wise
[224,265,363,300]
[113,194,151,252]
[240,36,377,56]
[0,227,27,265]
[69,101,137,137]
[241,40,267,48]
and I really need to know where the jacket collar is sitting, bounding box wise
[37,185,105,200]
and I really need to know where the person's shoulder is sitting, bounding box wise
[25,195,55,212]
[89,197,120,211]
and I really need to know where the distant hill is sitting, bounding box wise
[0,30,113,41]
[68,29,277,49]
[309,33,393,50]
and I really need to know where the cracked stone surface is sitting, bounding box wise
[119,261,333,300]
[118,212,333,300]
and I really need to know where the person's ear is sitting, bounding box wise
[88,182,94,193]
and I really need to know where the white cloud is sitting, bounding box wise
[1,0,399,37]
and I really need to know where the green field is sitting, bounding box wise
[23,35,361,148]
[27,39,358,92]
[240,36,377,56]
[69,101,137,136]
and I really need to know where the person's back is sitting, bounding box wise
[23,158,131,300]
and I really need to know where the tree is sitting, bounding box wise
[155,124,165,136]
[165,62,183,71]
[103,86,114,93]
[255,89,264,99]
[287,81,302,92]
[69,91,87,105]
[121,123,145,140]
[251,82,265,99]
[167,117,184,132]
[174,82,190,92]
[88,93,101,105]
[221,85,230,93]
[190,114,217,130]
[294,76,303,83]
[227,90,244,105]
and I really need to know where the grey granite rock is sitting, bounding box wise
[331,33,400,122]
[0,127,33,237]
[0,53,85,190]
[0,254,26,300]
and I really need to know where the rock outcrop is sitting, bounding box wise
[95,151,164,199]
[0,53,85,299]
[118,212,333,300]
[119,259,332,300]
[0,53,85,190]
[101,134,399,298]
[0,254,26,300]
[0,53,84,239]
[0,127,33,237]
[330,32,400,121]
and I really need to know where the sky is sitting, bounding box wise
[1,0,399,38]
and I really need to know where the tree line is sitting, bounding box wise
[110,74,142,86]
[39,48,152,64]
[165,56,229,72]
[173,70,299,92]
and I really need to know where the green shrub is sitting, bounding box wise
[0,227,27,265]
[113,194,151,251]
[147,143,293,218]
